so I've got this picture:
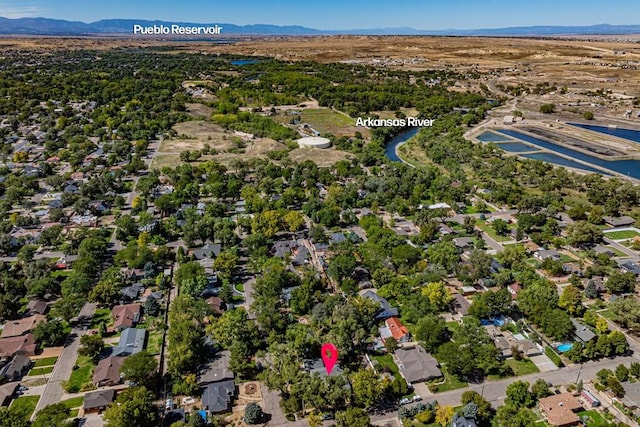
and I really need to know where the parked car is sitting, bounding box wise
[399,397,412,405]
[412,395,422,402]
[321,413,335,420]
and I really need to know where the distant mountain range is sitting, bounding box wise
[1,17,640,37]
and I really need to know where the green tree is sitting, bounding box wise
[351,369,386,409]
[283,211,305,233]
[435,405,454,426]
[539,104,555,114]
[505,381,533,408]
[606,271,636,294]
[0,406,30,427]
[421,281,452,311]
[32,403,71,427]
[461,391,494,426]
[120,351,158,387]
[531,378,551,400]
[492,219,509,236]
[414,315,447,352]
[384,336,398,354]
[615,364,629,382]
[244,403,264,425]
[79,333,105,362]
[213,251,239,278]
[33,320,67,347]
[335,407,370,427]
[558,285,583,316]
[496,406,537,427]
[103,386,159,427]
[566,221,603,248]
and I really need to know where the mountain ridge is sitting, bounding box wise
[0,17,639,36]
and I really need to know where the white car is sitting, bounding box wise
[412,395,422,402]
[182,397,195,405]
[399,398,412,405]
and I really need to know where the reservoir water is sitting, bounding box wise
[230,59,260,66]
[520,153,604,174]
[497,129,640,179]
[569,123,640,144]
[476,130,513,143]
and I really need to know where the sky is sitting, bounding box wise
[1,0,639,30]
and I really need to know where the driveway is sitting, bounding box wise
[260,384,307,427]
[530,354,559,373]
[31,303,96,420]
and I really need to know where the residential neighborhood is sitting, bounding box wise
[0,35,640,427]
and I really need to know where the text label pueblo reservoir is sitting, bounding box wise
[133,24,223,35]
[355,117,434,127]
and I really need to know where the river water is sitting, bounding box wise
[384,127,420,162]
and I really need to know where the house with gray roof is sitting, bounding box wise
[395,345,442,383]
[192,243,222,260]
[571,319,596,344]
[201,379,235,414]
[303,358,343,378]
[603,216,635,227]
[198,350,234,386]
[0,355,31,381]
[360,290,399,320]
[84,389,115,414]
[452,414,478,427]
[111,328,146,357]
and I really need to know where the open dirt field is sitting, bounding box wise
[288,147,352,167]
[185,102,214,118]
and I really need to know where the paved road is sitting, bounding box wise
[31,303,96,420]
[604,237,639,259]
[0,251,64,262]
[409,355,639,410]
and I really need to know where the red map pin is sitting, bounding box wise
[321,343,339,375]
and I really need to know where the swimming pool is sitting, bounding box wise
[556,343,573,353]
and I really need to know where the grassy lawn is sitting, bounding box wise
[90,307,112,329]
[560,254,576,262]
[604,230,640,240]
[506,359,540,376]
[61,396,84,409]
[28,366,54,376]
[578,410,606,427]
[598,310,616,320]
[545,347,564,367]
[476,221,513,242]
[429,366,468,393]
[147,330,163,355]
[300,108,355,134]
[50,270,72,279]
[66,355,94,392]
[33,357,58,367]
[371,353,400,378]
[235,283,245,293]
[10,395,39,419]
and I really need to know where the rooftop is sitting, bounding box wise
[539,393,582,426]
[112,327,147,357]
[1,314,46,338]
[395,345,442,383]
[84,389,116,410]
